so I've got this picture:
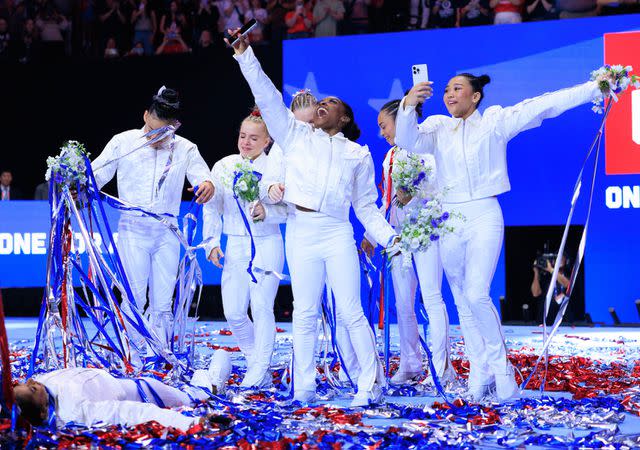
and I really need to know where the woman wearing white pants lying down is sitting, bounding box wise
[396,72,603,401]
[361,99,457,387]
[204,109,287,388]
[228,34,398,407]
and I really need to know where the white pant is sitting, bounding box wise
[288,211,381,395]
[117,215,180,348]
[221,233,284,375]
[440,197,507,387]
[392,242,450,378]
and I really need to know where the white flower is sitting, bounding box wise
[237,180,248,192]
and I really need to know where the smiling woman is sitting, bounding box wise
[228,32,398,407]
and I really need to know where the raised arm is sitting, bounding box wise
[352,152,397,248]
[230,38,303,150]
[395,97,438,155]
[493,80,601,141]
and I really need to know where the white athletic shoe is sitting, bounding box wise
[208,350,232,395]
[467,380,496,403]
[240,368,273,389]
[390,370,422,385]
[495,366,520,402]
[350,384,384,408]
[293,390,317,404]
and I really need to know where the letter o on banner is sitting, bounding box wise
[606,186,622,209]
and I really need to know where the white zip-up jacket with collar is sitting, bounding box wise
[92,128,212,217]
[234,46,396,247]
[395,81,601,203]
[203,152,287,252]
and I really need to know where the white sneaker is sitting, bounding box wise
[293,390,316,404]
[208,350,232,394]
[390,370,422,385]
[495,366,520,402]
[240,368,273,389]
[350,384,384,408]
[467,378,496,403]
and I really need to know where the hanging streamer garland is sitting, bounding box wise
[32,136,208,382]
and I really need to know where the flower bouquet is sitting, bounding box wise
[390,152,434,204]
[45,140,91,187]
[397,193,459,268]
[590,64,640,114]
[230,159,262,222]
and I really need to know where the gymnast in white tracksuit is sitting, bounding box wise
[92,87,214,354]
[395,73,602,401]
[360,99,455,386]
[262,91,366,386]
[203,110,287,388]
[229,36,398,406]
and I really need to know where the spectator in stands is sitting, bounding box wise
[555,0,597,17]
[409,0,431,29]
[219,0,247,32]
[490,0,523,23]
[104,36,120,57]
[194,28,216,55]
[266,0,294,42]
[34,181,49,200]
[160,1,189,45]
[245,0,269,42]
[432,0,459,27]
[131,0,156,55]
[458,0,492,26]
[194,0,220,43]
[1,170,23,200]
[525,0,557,19]
[313,0,344,37]
[285,0,313,39]
[344,0,370,34]
[156,23,190,54]
[98,0,127,53]
[0,17,10,61]
[14,18,41,63]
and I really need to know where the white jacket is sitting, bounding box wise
[36,368,197,431]
[395,81,601,203]
[364,147,436,246]
[92,128,212,217]
[203,152,287,252]
[234,47,396,247]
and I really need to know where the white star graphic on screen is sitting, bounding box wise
[368,79,406,113]
[283,72,332,103]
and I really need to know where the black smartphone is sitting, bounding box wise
[226,19,257,46]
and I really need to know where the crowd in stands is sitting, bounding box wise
[0,0,638,63]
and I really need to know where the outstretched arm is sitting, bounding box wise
[228,34,303,151]
[395,98,438,155]
[494,81,601,141]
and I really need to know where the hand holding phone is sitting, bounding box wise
[225,19,257,47]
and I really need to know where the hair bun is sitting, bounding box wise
[153,87,180,108]
[477,75,491,87]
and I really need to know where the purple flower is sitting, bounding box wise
[412,171,426,186]
[410,217,418,224]
[431,219,440,228]
[441,212,450,221]
[430,234,440,241]
[604,64,611,69]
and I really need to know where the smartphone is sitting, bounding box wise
[227,19,258,46]
[412,64,429,86]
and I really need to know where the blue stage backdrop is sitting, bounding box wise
[282,15,640,325]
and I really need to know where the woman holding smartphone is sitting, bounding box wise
[395,72,603,401]
[228,33,398,406]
